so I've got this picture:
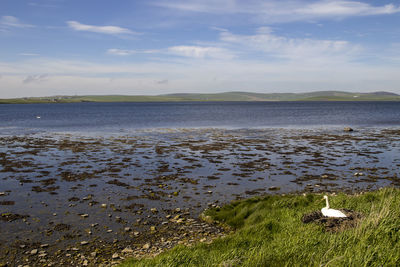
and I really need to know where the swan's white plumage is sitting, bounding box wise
[321,195,347,218]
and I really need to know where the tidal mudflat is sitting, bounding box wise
[1,127,400,266]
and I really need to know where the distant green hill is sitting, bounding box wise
[1,91,399,104]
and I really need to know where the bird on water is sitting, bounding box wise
[321,195,347,218]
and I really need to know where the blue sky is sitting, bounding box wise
[0,0,399,98]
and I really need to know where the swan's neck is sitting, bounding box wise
[325,197,330,209]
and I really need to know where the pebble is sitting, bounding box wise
[83,260,89,266]
[150,208,158,213]
[41,244,49,248]
[133,231,140,236]
[80,214,89,218]
[83,195,92,200]
[268,186,280,191]
[124,227,131,232]
[30,249,38,255]
[0,192,5,196]
[142,243,151,249]
[101,204,107,208]
[121,247,133,254]
[111,253,119,259]
[80,241,89,245]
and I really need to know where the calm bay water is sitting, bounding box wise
[1,101,400,134]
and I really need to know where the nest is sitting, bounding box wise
[302,209,362,232]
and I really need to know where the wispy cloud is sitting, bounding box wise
[23,74,48,84]
[107,48,158,56]
[219,27,360,62]
[156,79,168,84]
[167,45,234,59]
[108,26,359,63]
[28,2,59,8]
[67,21,136,35]
[18,53,40,56]
[299,1,400,17]
[0,16,34,29]
[154,0,400,23]
[107,46,234,59]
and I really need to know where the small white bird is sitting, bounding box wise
[321,195,347,218]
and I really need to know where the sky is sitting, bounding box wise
[0,0,400,98]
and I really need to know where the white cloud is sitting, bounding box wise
[219,27,360,62]
[22,74,48,84]
[154,0,400,23]
[154,0,238,13]
[156,79,168,84]
[299,1,400,17]
[210,26,229,32]
[107,46,234,59]
[107,48,159,56]
[107,49,136,56]
[18,53,40,56]
[0,16,34,29]
[168,46,234,59]
[67,21,135,35]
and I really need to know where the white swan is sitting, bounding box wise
[321,195,347,218]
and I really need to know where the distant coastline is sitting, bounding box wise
[1,90,400,104]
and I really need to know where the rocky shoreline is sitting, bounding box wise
[1,212,227,266]
[1,127,400,266]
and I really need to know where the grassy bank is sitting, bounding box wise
[1,91,400,104]
[121,188,400,266]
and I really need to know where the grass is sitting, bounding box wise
[120,188,400,266]
[1,91,400,104]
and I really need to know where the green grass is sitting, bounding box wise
[121,188,400,266]
[1,91,400,104]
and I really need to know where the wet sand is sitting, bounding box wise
[1,127,400,266]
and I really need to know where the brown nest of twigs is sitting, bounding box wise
[302,209,362,232]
